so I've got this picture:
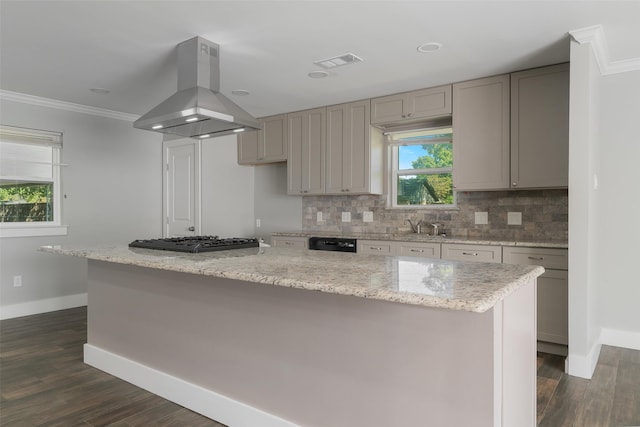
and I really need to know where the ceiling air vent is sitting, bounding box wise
[314,53,363,69]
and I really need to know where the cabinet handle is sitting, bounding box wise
[528,256,544,260]
[512,182,518,187]
[370,247,383,251]
[462,252,478,256]
[410,249,424,253]
[285,242,293,245]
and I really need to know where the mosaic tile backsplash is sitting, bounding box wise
[302,189,568,241]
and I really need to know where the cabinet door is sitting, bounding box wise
[441,243,502,263]
[358,240,395,255]
[452,75,510,191]
[287,108,325,195]
[272,236,308,249]
[237,129,260,165]
[511,63,569,188]
[397,242,441,258]
[261,114,288,162]
[370,93,406,124]
[326,100,374,194]
[407,85,452,120]
[537,269,568,345]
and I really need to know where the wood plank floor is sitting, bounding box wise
[1,307,639,426]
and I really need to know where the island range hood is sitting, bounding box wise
[134,37,260,139]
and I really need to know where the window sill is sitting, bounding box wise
[0,224,68,238]
[387,204,459,211]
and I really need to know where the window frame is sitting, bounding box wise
[0,125,67,238]
[388,130,456,209]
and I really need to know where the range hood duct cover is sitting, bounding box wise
[134,37,260,138]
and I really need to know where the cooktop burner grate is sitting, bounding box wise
[129,236,259,253]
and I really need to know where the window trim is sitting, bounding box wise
[388,135,456,209]
[0,125,66,237]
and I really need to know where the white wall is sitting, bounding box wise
[568,39,640,378]
[200,135,255,237]
[596,70,640,348]
[253,164,302,243]
[0,98,163,318]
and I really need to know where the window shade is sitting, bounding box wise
[0,125,62,148]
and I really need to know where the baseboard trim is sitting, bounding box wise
[83,344,298,427]
[567,340,602,379]
[600,328,640,351]
[0,293,87,320]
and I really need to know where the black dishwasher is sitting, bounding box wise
[308,237,357,253]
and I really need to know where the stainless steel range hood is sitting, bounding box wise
[134,37,260,139]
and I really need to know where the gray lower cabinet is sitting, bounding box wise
[271,236,308,249]
[510,63,569,188]
[287,107,326,195]
[503,246,568,355]
[452,75,511,191]
[357,240,395,255]
[441,243,502,263]
[237,114,287,164]
[396,241,441,258]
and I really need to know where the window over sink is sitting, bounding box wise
[388,126,455,208]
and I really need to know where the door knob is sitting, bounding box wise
[188,226,195,232]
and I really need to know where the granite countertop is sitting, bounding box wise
[40,244,543,313]
[272,231,568,249]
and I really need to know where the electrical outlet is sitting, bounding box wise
[13,275,22,287]
[256,218,261,228]
[316,212,323,223]
[363,211,373,223]
[475,212,489,225]
[341,212,351,222]
[507,212,522,225]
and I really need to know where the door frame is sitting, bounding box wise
[162,138,202,237]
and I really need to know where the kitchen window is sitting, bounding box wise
[388,126,455,208]
[0,125,66,237]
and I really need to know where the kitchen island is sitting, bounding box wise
[41,244,543,427]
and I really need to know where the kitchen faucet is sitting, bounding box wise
[405,219,423,234]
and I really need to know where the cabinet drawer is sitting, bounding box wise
[272,237,308,249]
[441,244,502,263]
[397,242,441,259]
[358,240,395,255]
[503,247,567,270]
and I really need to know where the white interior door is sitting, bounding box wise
[163,139,201,237]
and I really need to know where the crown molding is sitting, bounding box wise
[0,90,139,122]
[569,25,640,75]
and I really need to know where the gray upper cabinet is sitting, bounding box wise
[237,114,287,165]
[510,63,569,189]
[452,75,511,191]
[371,85,452,125]
[287,107,326,195]
[326,100,383,195]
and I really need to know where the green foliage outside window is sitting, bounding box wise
[396,143,453,206]
[0,182,54,222]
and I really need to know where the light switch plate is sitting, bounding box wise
[363,211,373,222]
[475,212,489,225]
[507,212,522,225]
[316,212,323,223]
[341,212,351,222]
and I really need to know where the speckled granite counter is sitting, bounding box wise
[272,231,568,249]
[40,244,543,313]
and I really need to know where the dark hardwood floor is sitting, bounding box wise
[1,307,639,426]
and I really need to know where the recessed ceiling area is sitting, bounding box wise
[1,1,639,119]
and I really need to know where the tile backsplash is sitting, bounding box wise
[302,189,568,241]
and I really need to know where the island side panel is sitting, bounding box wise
[87,260,499,427]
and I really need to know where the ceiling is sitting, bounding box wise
[2,1,639,119]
